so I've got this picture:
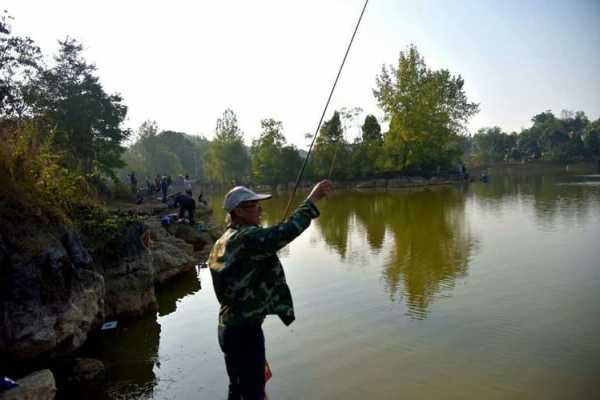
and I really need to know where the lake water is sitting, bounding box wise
[86,164,600,400]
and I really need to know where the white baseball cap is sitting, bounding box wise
[223,186,272,212]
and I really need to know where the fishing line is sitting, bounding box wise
[281,0,369,221]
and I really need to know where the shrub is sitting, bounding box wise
[0,121,94,226]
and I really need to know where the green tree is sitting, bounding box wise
[471,127,512,164]
[279,145,303,184]
[136,119,158,141]
[374,45,479,172]
[361,114,382,142]
[583,118,600,158]
[123,121,208,181]
[251,118,286,186]
[517,128,542,160]
[204,109,250,185]
[351,139,382,178]
[312,111,350,179]
[0,11,43,119]
[31,38,129,176]
[346,114,384,177]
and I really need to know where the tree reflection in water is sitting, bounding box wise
[470,163,600,230]
[156,269,201,317]
[380,188,474,318]
[80,270,201,399]
[314,187,476,319]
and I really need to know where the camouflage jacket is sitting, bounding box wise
[208,200,320,326]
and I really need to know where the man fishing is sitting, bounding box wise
[208,180,333,400]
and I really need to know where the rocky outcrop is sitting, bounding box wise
[0,232,104,363]
[96,222,157,319]
[143,218,196,284]
[355,179,388,189]
[0,369,56,400]
[68,358,105,383]
[386,177,411,187]
[196,202,213,218]
[0,208,214,365]
[167,224,212,256]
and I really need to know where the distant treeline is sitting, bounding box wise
[126,45,481,185]
[2,11,599,211]
[466,111,600,166]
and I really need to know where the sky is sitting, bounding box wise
[4,0,600,149]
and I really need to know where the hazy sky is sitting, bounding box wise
[4,0,600,148]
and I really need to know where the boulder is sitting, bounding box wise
[387,177,411,188]
[99,223,157,318]
[102,250,156,318]
[144,218,196,284]
[61,232,93,268]
[0,370,56,400]
[355,180,377,189]
[410,177,427,185]
[428,176,450,185]
[166,224,212,252]
[375,179,388,188]
[0,233,104,363]
[196,202,212,218]
[69,358,105,383]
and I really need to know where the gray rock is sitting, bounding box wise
[387,177,410,187]
[375,179,388,188]
[69,358,105,383]
[0,370,56,400]
[144,218,196,284]
[61,232,93,268]
[102,249,157,318]
[0,235,104,362]
[196,202,212,217]
[355,180,377,189]
[410,177,427,185]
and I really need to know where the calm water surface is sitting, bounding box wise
[87,165,600,399]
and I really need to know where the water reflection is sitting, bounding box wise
[382,189,474,318]
[471,167,600,232]
[103,169,600,399]
[94,315,160,399]
[315,187,476,319]
[156,270,201,317]
[312,193,353,258]
[83,270,201,399]
[205,169,598,322]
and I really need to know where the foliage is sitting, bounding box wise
[583,119,600,158]
[122,120,209,182]
[249,118,303,186]
[204,109,251,185]
[470,127,516,164]
[251,119,286,185]
[0,122,94,226]
[374,45,479,172]
[312,111,351,179]
[468,110,600,165]
[73,202,142,255]
[0,11,43,119]
[361,114,382,142]
[350,139,383,178]
[27,38,130,176]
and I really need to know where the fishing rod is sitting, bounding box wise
[281,0,369,221]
